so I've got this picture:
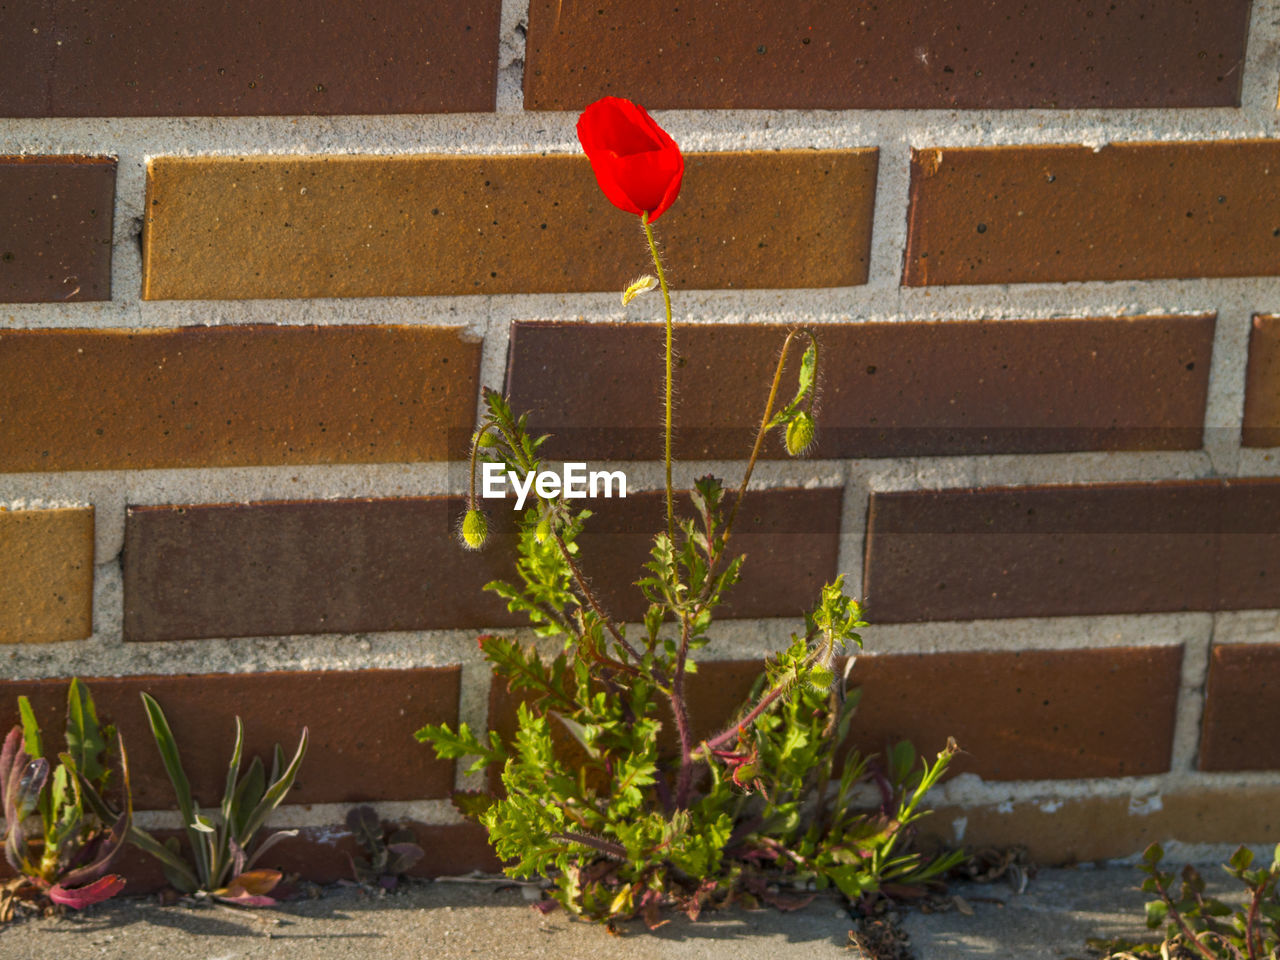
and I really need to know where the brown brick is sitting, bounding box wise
[904,141,1280,286]
[0,506,94,643]
[1,670,459,808]
[865,478,1280,622]
[0,156,115,302]
[864,481,1230,622]
[847,647,1182,781]
[0,2,499,117]
[525,1,1249,111]
[506,317,1214,461]
[1218,479,1280,611]
[1200,644,1280,771]
[1242,316,1280,447]
[0,325,479,472]
[921,786,1280,864]
[123,488,841,641]
[141,152,877,300]
[491,647,1180,786]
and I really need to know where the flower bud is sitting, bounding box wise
[807,665,835,693]
[460,509,488,550]
[535,515,551,544]
[622,275,659,305]
[474,429,499,448]
[785,411,816,456]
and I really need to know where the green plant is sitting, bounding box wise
[345,806,425,890]
[129,693,309,906]
[1086,843,1280,959]
[419,96,962,928]
[0,679,131,915]
[420,383,962,925]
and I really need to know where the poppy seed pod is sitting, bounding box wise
[577,97,684,222]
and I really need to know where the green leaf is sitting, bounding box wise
[1145,899,1169,928]
[220,717,245,831]
[1228,845,1253,873]
[238,728,308,845]
[65,678,108,786]
[140,693,194,826]
[17,696,41,759]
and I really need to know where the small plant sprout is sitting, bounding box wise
[1087,843,1280,960]
[131,693,308,906]
[0,679,132,918]
[345,806,425,891]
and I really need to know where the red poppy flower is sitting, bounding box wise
[576,97,684,222]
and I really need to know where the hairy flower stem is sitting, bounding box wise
[550,530,647,669]
[642,212,676,546]
[723,329,811,543]
[672,615,696,808]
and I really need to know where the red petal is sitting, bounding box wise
[48,874,125,909]
[577,96,684,220]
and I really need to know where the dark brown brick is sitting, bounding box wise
[864,481,1222,622]
[1242,316,1280,447]
[525,1,1249,110]
[846,647,1182,780]
[0,325,479,472]
[866,478,1280,622]
[506,317,1214,460]
[123,488,842,641]
[904,141,1280,286]
[1200,644,1280,771]
[0,1,499,116]
[0,156,115,302]
[141,152,877,299]
[491,647,1181,785]
[0,670,460,807]
[1218,479,1280,611]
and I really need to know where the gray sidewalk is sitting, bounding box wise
[3,867,1166,960]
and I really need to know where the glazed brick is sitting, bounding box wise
[141,152,877,300]
[0,325,479,472]
[864,479,1280,622]
[0,1,499,116]
[0,506,94,643]
[0,156,115,302]
[1,670,459,808]
[903,141,1280,286]
[1242,316,1280,447]
[921,786,1280,864]
[122,488,841,641]
[525,1,1249,110]
[506,316,1214,460]
[491,647,1180,784]
[1200,644,1280,772]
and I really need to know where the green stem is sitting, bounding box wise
[642,213,675,545]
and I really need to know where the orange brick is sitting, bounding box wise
[142,152,877,299]
[0,506,94,643]
[922,786,1280,864]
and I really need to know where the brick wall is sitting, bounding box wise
[1,1,1279,880]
